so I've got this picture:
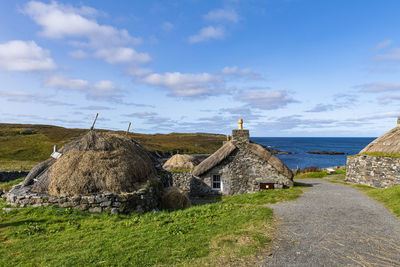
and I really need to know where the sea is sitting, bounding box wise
[250,137,376,169]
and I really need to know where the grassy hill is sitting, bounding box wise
[0,123,225,171]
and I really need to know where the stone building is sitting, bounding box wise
[346,118,400,188]
[171,119,294,196]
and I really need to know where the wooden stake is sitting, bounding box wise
[90,113,99,130]
[126,122,131,135]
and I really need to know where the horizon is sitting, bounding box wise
[0,121,378,139]
[1,1,400,137]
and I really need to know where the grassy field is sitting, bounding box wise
[0,123,225,171]
[0,184,306,266]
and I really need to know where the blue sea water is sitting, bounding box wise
[250,137,376,169]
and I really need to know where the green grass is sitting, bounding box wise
[295,169,346,179]
[350,152,400,158]
[0,177,24,192]
[0,184,306,266]
[0,123,225,171]
[355,185,400,217]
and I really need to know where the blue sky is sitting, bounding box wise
[1,0,400,137]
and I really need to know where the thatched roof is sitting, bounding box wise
[360,126,400,154]
[163,154,200,171]
[192,141,293,178]
[192,141,236,177]
[247,142,293,178]
[25,131,157,197]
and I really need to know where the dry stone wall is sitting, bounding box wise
[6,181,163,214]
[170,172,192,192]
[346,155,400,188]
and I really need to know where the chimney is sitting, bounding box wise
[232,118,249,146]
[398,117,400,127]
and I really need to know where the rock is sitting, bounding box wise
[111,208,119,214]
[2,207,15,212]
[100,201,112,207]
[76,204,88,211]
[307,151,345,155]
[89,207,102,213]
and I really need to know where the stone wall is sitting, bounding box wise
[346,155,400,188]
[192,148,293,197]
[6,180,163,214]
[170,172,192,192]
[0,171,29,182]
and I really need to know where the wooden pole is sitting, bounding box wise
[90,113,99,130]
[126,122,131,135]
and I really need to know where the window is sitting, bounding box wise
[212,174,222,190]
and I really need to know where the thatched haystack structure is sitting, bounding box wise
[161,186,191,210]
[346,117,400,188]
[162,154,200,171]
[31,131,157,196]
[7,130,167,213]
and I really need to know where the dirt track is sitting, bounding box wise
[259,179,400,266]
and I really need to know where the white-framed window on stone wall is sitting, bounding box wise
[212,174,222,191]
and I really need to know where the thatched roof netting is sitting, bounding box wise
[162,154,200,171]
[360,126,400,154]
[31,131,157,196]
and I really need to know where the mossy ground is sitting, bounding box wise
[0,181,306,266]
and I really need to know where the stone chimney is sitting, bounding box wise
[398,117,400,127]
[232,118,249,146]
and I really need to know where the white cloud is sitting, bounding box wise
[204,8,239,23]
[44,75,89,91]
[94,47,151,64]
[221,66,261,79]
[0,90,71,106]
[0,40,56,71]
[69,49,88,59]
[346,112,399,122]
[221,66,238,75]
[238,90,296,110]
[355,82,400,92]
[162,21,174,31]
[22,1,138,45]
[373,40,392,51]
[126,65,153,77]
[43,75,122,101]
[375,48,400,61]
[188,26,225,43]
[23,1,146,65]
[141,72,223,98]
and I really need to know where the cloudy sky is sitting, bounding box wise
[1,0,400,137]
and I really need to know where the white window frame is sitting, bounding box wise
[211,174,222,191]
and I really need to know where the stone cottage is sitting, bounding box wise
[170,119,294,196]
[346,117,400,188]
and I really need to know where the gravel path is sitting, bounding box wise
[259,179,400,267]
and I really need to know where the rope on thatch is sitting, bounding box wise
[247,142,294,179]
[163,154,200,171]
[59,130,113,153]
[360,126,400,154]
[192,141,236,177]
[22,158,55,187]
